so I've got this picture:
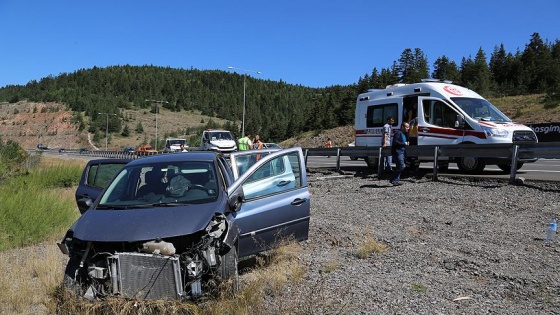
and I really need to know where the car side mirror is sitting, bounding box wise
[227,190,244,212]
[77,197,93,214]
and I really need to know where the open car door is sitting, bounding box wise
[228,148,310,257]
[75,158,131,214]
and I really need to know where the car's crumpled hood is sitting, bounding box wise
[71,203,221,242]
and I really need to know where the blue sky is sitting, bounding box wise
[1,0,559,88]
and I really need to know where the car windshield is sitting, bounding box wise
[209,132,233,140]
[167,139,186,146]
[97,161,218,209]
[452,97,512,123]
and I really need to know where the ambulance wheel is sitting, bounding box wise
[497,162,524,173]
[437,161,449,172]
[457,157,486,174]
[365,157,378,169]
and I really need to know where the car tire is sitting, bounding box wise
[497,162,524,173]
[63,258,86,298]
[219,244,239,295]
[457,157,486,174]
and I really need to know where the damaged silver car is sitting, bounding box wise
[58,148,310,300]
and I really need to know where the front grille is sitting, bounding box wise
[512,130,538,143]
[113,252,183,300]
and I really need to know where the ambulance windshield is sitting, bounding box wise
[452,97,512,123]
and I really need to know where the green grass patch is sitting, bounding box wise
[411,283,427,293]
[0,163,82,250]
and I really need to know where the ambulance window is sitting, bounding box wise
[423,100,457,128]
[366,103,397,128]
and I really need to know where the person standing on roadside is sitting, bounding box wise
[390,122,410,186]
[237,132,252,151]
[326,137,332,158]
[382,116,394,174]
[253,134,264,161]
[253,134,264,150]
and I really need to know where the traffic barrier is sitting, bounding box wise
[304,142,560,184]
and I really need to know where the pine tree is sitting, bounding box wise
[432,56,460,83]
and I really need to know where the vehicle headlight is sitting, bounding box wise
[482,126,509,138]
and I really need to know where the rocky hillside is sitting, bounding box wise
[0,102,83,149]
[1,94,559,150]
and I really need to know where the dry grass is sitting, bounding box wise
[1,239,355,315]
[356,235,388,259]
[0,242,66,315]
[488,94,560,124]
[53,241,311,315]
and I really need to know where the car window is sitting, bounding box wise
[98,161,219,207]
[242,151,301,199]
[235,151,274,177]
[86,163,126,189]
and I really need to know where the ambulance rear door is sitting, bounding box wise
[355,98,400,147]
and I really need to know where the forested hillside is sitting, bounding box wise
[0,32,558,146]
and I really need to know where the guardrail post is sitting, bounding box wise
[433,146,439,182]
[509,145,519,184]
[336,148,341,172]
[304,149,309,167]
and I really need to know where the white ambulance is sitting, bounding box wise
[354,80,538,173]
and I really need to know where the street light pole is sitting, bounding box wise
[144,100,169,151]
[98,112,117,151]
[227,66,261,136]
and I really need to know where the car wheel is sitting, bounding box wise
[497,162,524,173]
[219,244,239,295]
[350,157,357,161]
[63,258,86,298]
[457,157,486,174]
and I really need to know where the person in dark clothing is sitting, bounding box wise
[390,122,410,186]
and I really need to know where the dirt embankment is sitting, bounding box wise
[0,102,83,150]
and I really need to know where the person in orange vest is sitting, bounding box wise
[253,134,264,160]
[326,137,332,158]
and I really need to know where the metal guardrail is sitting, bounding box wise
[34,142,560,184]
[304,142,560,184]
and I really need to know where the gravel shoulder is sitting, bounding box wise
[277,170,560,314]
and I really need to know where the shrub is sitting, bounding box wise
[0,138,29,181]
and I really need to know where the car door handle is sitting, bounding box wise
[291,198,307,205]
[277,180,291,187]
[420,128,430,132]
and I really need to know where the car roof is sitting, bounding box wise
[126,151,219,166]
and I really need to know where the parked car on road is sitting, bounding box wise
[79,148,89,154]
[59,148,310,301]
[263,142,282,149]
[122,147,135,153]
[135,144,158,154]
